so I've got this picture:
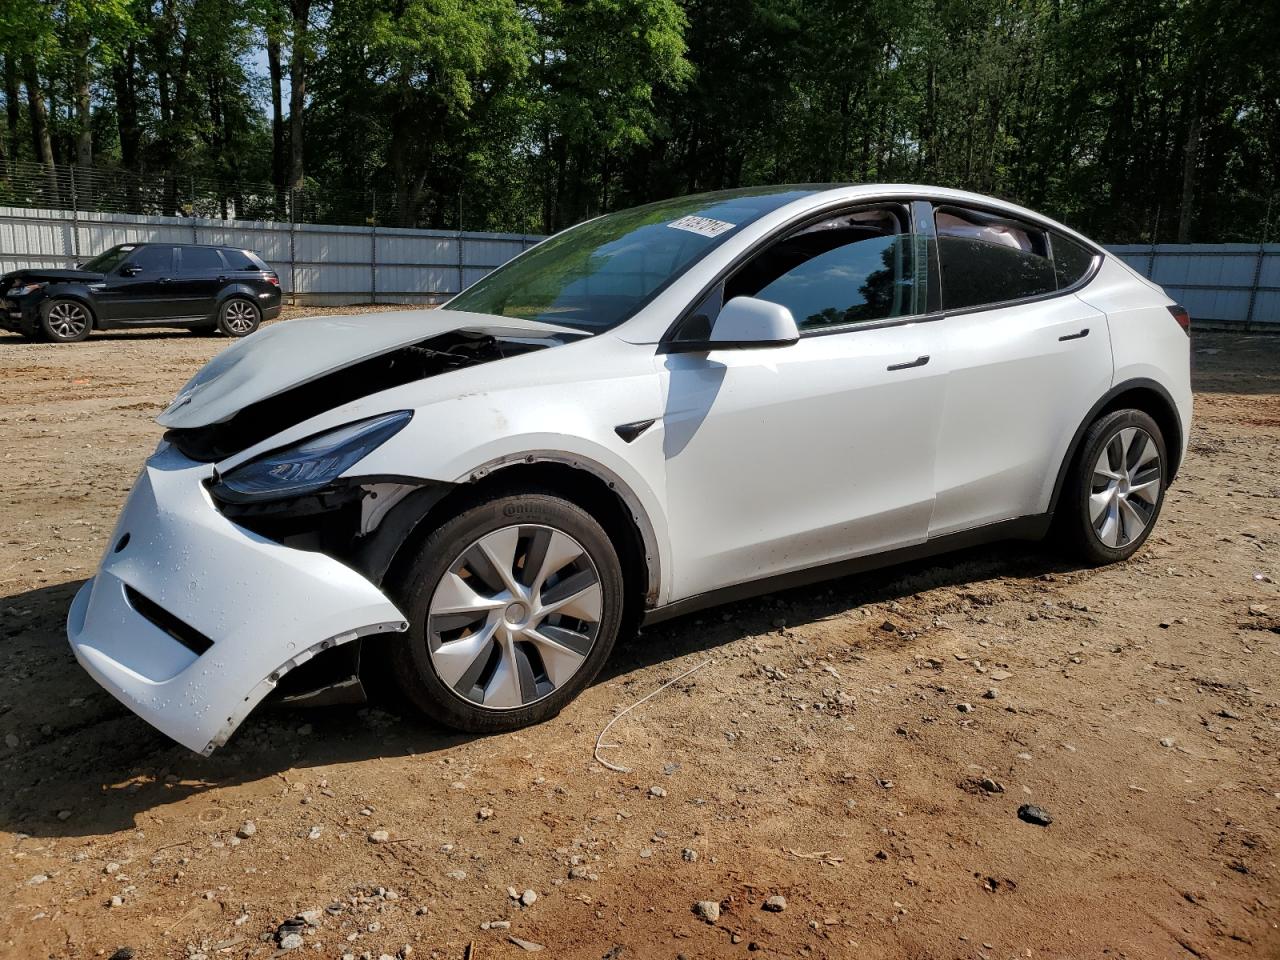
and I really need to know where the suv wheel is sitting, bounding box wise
[40,299,92,342]
[217,297,261,337]
[1060,409,1166,565]
[387,490,625,733]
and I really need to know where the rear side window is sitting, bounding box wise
[223,248,268,271]
[181,247,225,274]
[935,207,1056,311]
[1050,232,1098,289]
[725,205,931,331]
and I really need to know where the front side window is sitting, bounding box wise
[935,207,1057,310]
[447,188,820,333]
[82,245,135,273]
[724,205,929,331]
[127,245,175,274]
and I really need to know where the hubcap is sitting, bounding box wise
[1089,426,1161,548]
[48,302,88,338]
[426,524,602,710]
[224,301,256,333]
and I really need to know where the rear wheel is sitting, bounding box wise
[217,297,260,337]
[40,299,92,342]
[388,491,624,733]
[1059,409,1166,565]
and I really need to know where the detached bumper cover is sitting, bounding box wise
[67,444,407,754]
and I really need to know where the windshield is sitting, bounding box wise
[447,188,819,332]
[81,245,136,273]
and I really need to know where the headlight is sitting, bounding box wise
[211,411,412,502]
[10,282,45,296]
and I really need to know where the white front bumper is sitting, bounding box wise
[67,444,407,754]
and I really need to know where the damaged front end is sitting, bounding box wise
[69,311,585,752]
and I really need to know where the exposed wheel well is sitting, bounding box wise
[383,462,654,629]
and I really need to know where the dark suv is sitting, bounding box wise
[0,242,283,343]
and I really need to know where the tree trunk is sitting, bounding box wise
[22,57,54,166]
[1176,108,1201,243]
[73,34,92,166]
[4,55,19,164]
[112,46,140,170]
[267,34,285,188]
[287,0,311,189]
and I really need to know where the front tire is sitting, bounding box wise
[39,299,92,342]
[388,490,625,733]
[1060,409,1167,565]
[217,297,260,337]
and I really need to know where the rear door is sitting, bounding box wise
[928,204,1110,536]
[95,245,177,321]
[171,246,228,319]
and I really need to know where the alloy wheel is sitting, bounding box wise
[223,300,257,334]
[47,302,89,339]
[1089,426,1161,548]
[426,524,602,710]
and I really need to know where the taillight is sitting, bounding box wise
[266,275,280,287]
[1167,305,1190,336]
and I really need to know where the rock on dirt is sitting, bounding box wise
[694,900,721,923]
[1018,804,1053,827]
[763,895,787,912]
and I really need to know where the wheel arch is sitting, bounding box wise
[1048,377,1184,516]
[373,455,663,623]
[41,290,98,328]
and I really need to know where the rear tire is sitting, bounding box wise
[39,299,92,342]
[387,490,624,733]
[217,297,260,337]
[1059,409,1166,565]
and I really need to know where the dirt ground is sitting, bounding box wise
[1,310,1277,960]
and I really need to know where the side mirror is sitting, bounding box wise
[119,264,142,277]
[669,296,799,352]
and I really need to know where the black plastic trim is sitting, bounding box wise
[125,585,214,655]
[642,514,1052,625]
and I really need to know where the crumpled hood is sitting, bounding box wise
[2,268,105,286]
[158,308,583,429]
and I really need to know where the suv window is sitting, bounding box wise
[935,206,1056,310]
[181,247,225,274]
[724,205,927,331]
[1050,232,1097,289]
[126,245,175,274]
[222,248,265,271]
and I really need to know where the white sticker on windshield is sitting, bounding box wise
[668,215,735,238]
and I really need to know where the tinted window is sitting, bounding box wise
[725,206,927,331]
[222,248,266,271]
[82,245,133,273]
[1051,232,1097,289]
[936,207,1056,310]
[181,247,225,274]
[126,246,174,274]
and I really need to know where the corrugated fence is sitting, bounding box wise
[1104,243,1278,329]
[1,205,1276,327]
[0,205,541,306]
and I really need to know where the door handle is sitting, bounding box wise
[1058,328,1089,341]
[217,276,227,282]
[158,277,172,284]
[887,355,929,371]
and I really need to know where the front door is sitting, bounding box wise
[95,245,176,322]
[660,203,947,602]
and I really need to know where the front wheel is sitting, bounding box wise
[1060,409,1167,565]
[388,491,625,733]
[40,299,93,342]
[217,297,260,337]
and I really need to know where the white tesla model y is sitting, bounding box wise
[68,185,1192,753]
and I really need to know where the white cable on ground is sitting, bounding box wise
[593,658,714,773]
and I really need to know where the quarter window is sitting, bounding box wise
[935,207,1056,310]
[1050,232,1097,289]
[725,205,928,332]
